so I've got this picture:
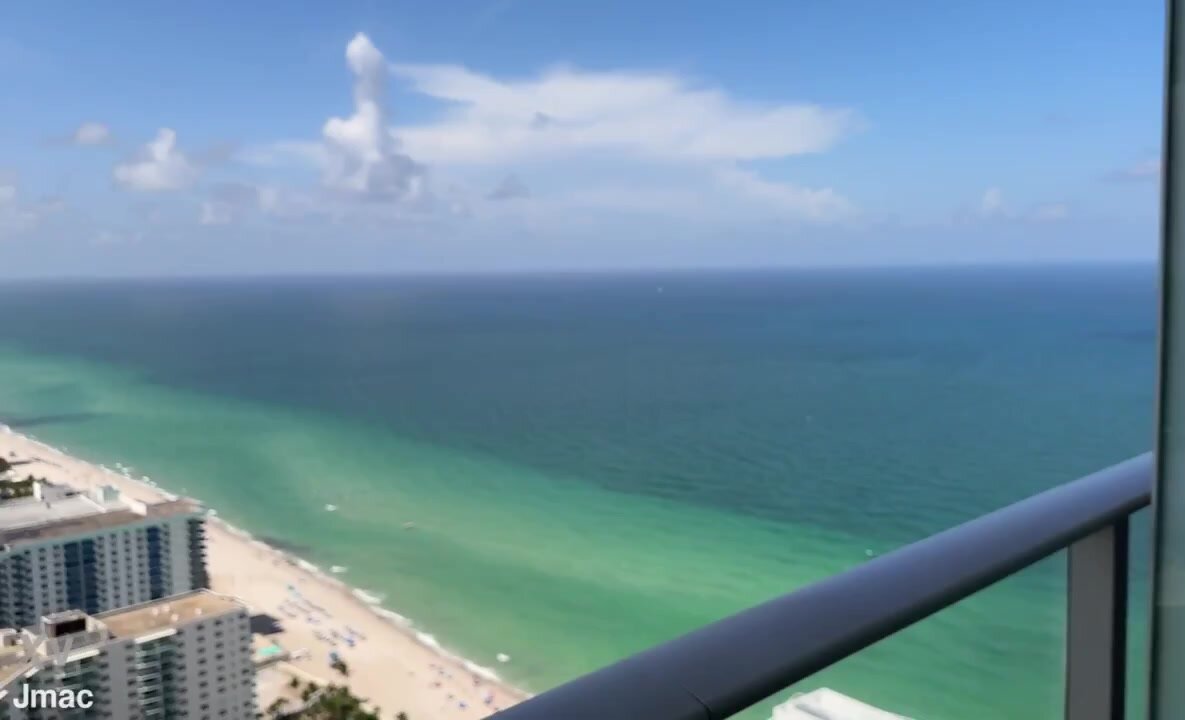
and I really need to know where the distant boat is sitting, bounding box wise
[403,521,416,530]
[496,653,510,663]
[325,504,338,512]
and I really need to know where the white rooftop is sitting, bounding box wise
[98,590,245,638]
[772,689,911,720]
[0,483,199,547]
[0,492,112,532]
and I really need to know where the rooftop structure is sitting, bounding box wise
[771,689,910,720]
[99,589,243,639]
[0,481,200,548]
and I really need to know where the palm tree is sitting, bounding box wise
[265,697,289,718]
[303,685,379,719]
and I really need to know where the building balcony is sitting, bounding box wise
[492,454,1150,720]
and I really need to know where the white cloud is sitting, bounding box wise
[258,187,281,214]
[92,229,144,246]
[1108,158,1160,182]
[0,176,64,238]
[1031,203,1069,222]
[72,122,112,145]
[199,182,270,225]
[534,169,853,226]
[238,141,328,168]
[957,189,1072,226]
[980,187,1004,216]
[0,182,35,236]
[250,185,332,222]
[114,129,197,191]
[244,34,856,225]
[487,174,530,201]
[715,167,852,221]
[321,33,427,201]
[388,64,855,166]
[199,201,232,225]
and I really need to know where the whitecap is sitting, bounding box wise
[463,661,501,682]
[352,589,384,605]
[375,609,411,627]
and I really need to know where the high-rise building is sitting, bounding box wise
[0,482,209,629]
[0,590,255,720]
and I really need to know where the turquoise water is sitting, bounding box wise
[0,266,1157,718]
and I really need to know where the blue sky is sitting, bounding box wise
[0,0,1166,276]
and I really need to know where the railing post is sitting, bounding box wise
[1065,517,1129,720]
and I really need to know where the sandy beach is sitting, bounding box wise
[0,425,529,719]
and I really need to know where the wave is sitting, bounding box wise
[415,631,441,650]
[352,589,385,605]
[464,661,502,682]
[374,608,412,627]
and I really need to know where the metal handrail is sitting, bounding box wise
[493,453,1153,720]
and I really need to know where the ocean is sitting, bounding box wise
[0,265,1158,719]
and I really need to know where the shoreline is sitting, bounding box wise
[206,515,526,689]
[0,424,531,718]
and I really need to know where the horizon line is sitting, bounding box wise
[0,258,1158,285]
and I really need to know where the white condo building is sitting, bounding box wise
[0,590,255,720]
[0,482,210,629]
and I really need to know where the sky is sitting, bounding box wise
[0,0,1167,277]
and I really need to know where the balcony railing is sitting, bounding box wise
[493,453,1152,720]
